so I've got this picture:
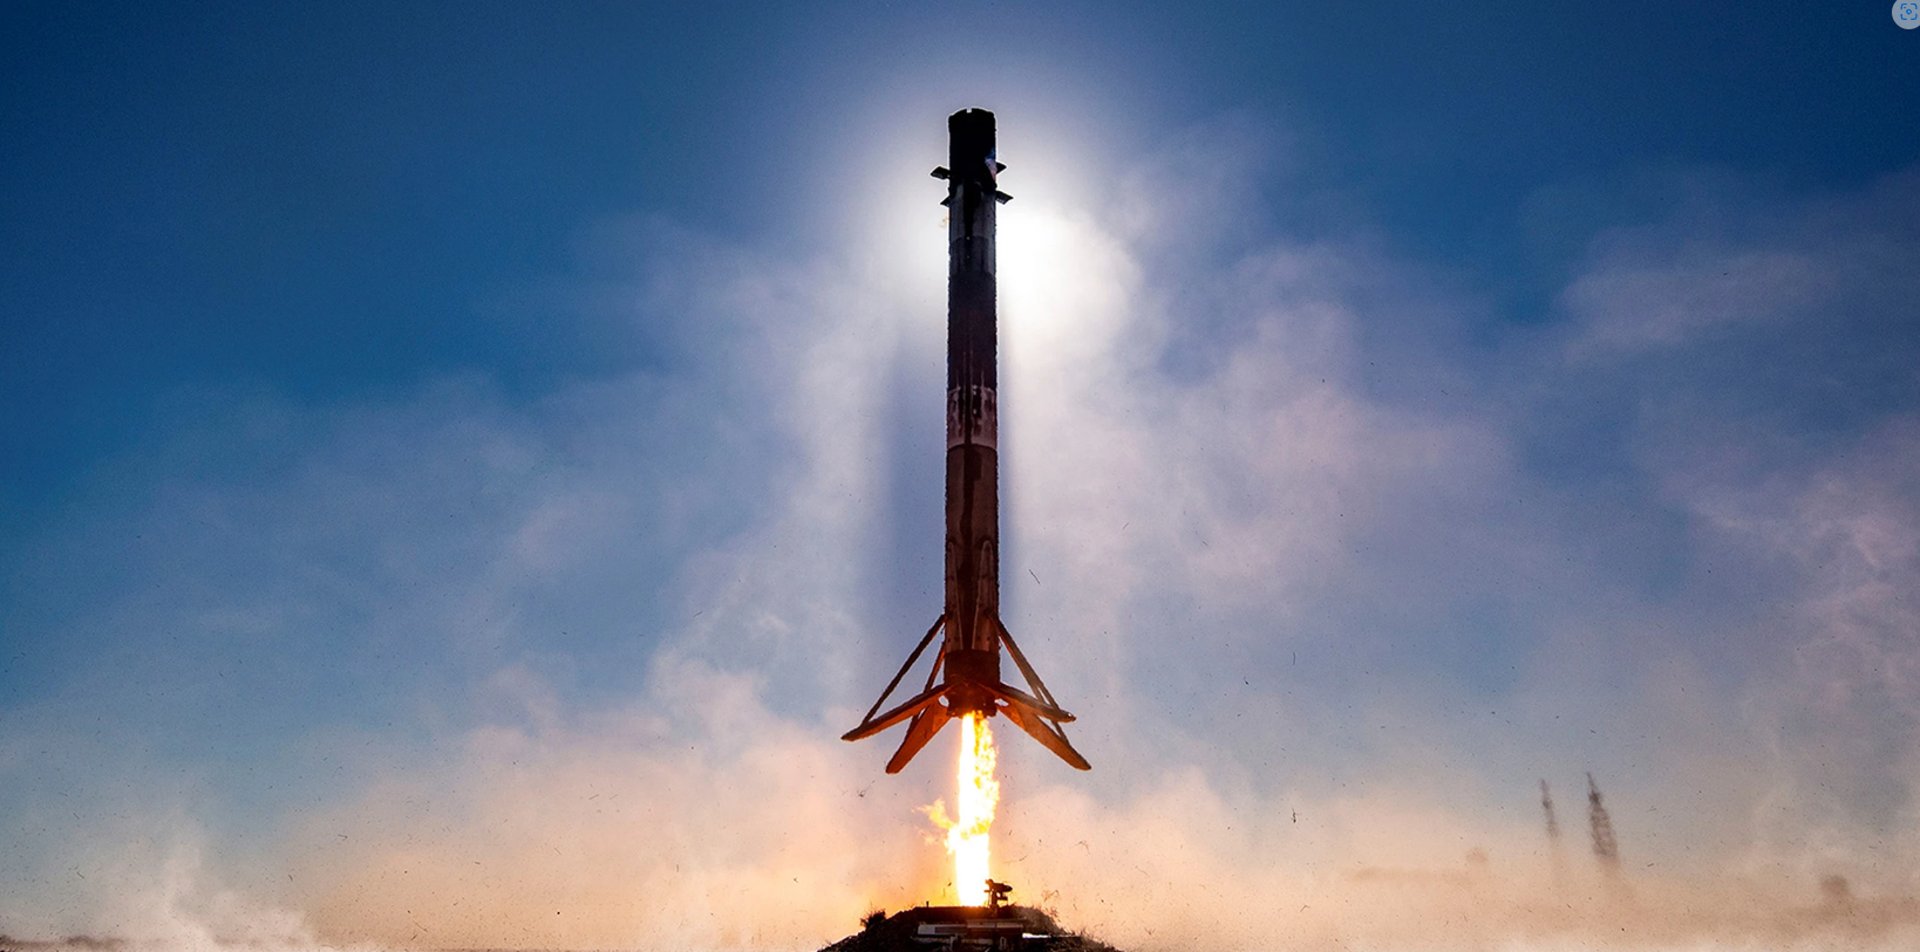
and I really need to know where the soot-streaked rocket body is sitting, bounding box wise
[842,109,1090,775]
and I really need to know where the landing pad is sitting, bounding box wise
[821,903,1119,952]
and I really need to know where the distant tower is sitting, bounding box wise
[1586,772,1620,868]
[1540,779,1560,843]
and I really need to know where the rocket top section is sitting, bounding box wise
[936,109,1010,282]
[940,108,1004,457]
[947,108,1000,190]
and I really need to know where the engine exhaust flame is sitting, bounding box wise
[937,712,999,904]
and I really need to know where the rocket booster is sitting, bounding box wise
[937,108,1008,718]
[842,109,1089,774]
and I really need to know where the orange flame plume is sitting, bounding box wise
[928,712,1000,904]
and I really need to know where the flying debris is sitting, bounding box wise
[842,109,1090,774]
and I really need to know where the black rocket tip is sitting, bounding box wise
[947,109,997,180]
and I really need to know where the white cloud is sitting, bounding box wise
[1562,247,1832,354]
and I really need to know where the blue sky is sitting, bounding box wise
[3,3,1918,949]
